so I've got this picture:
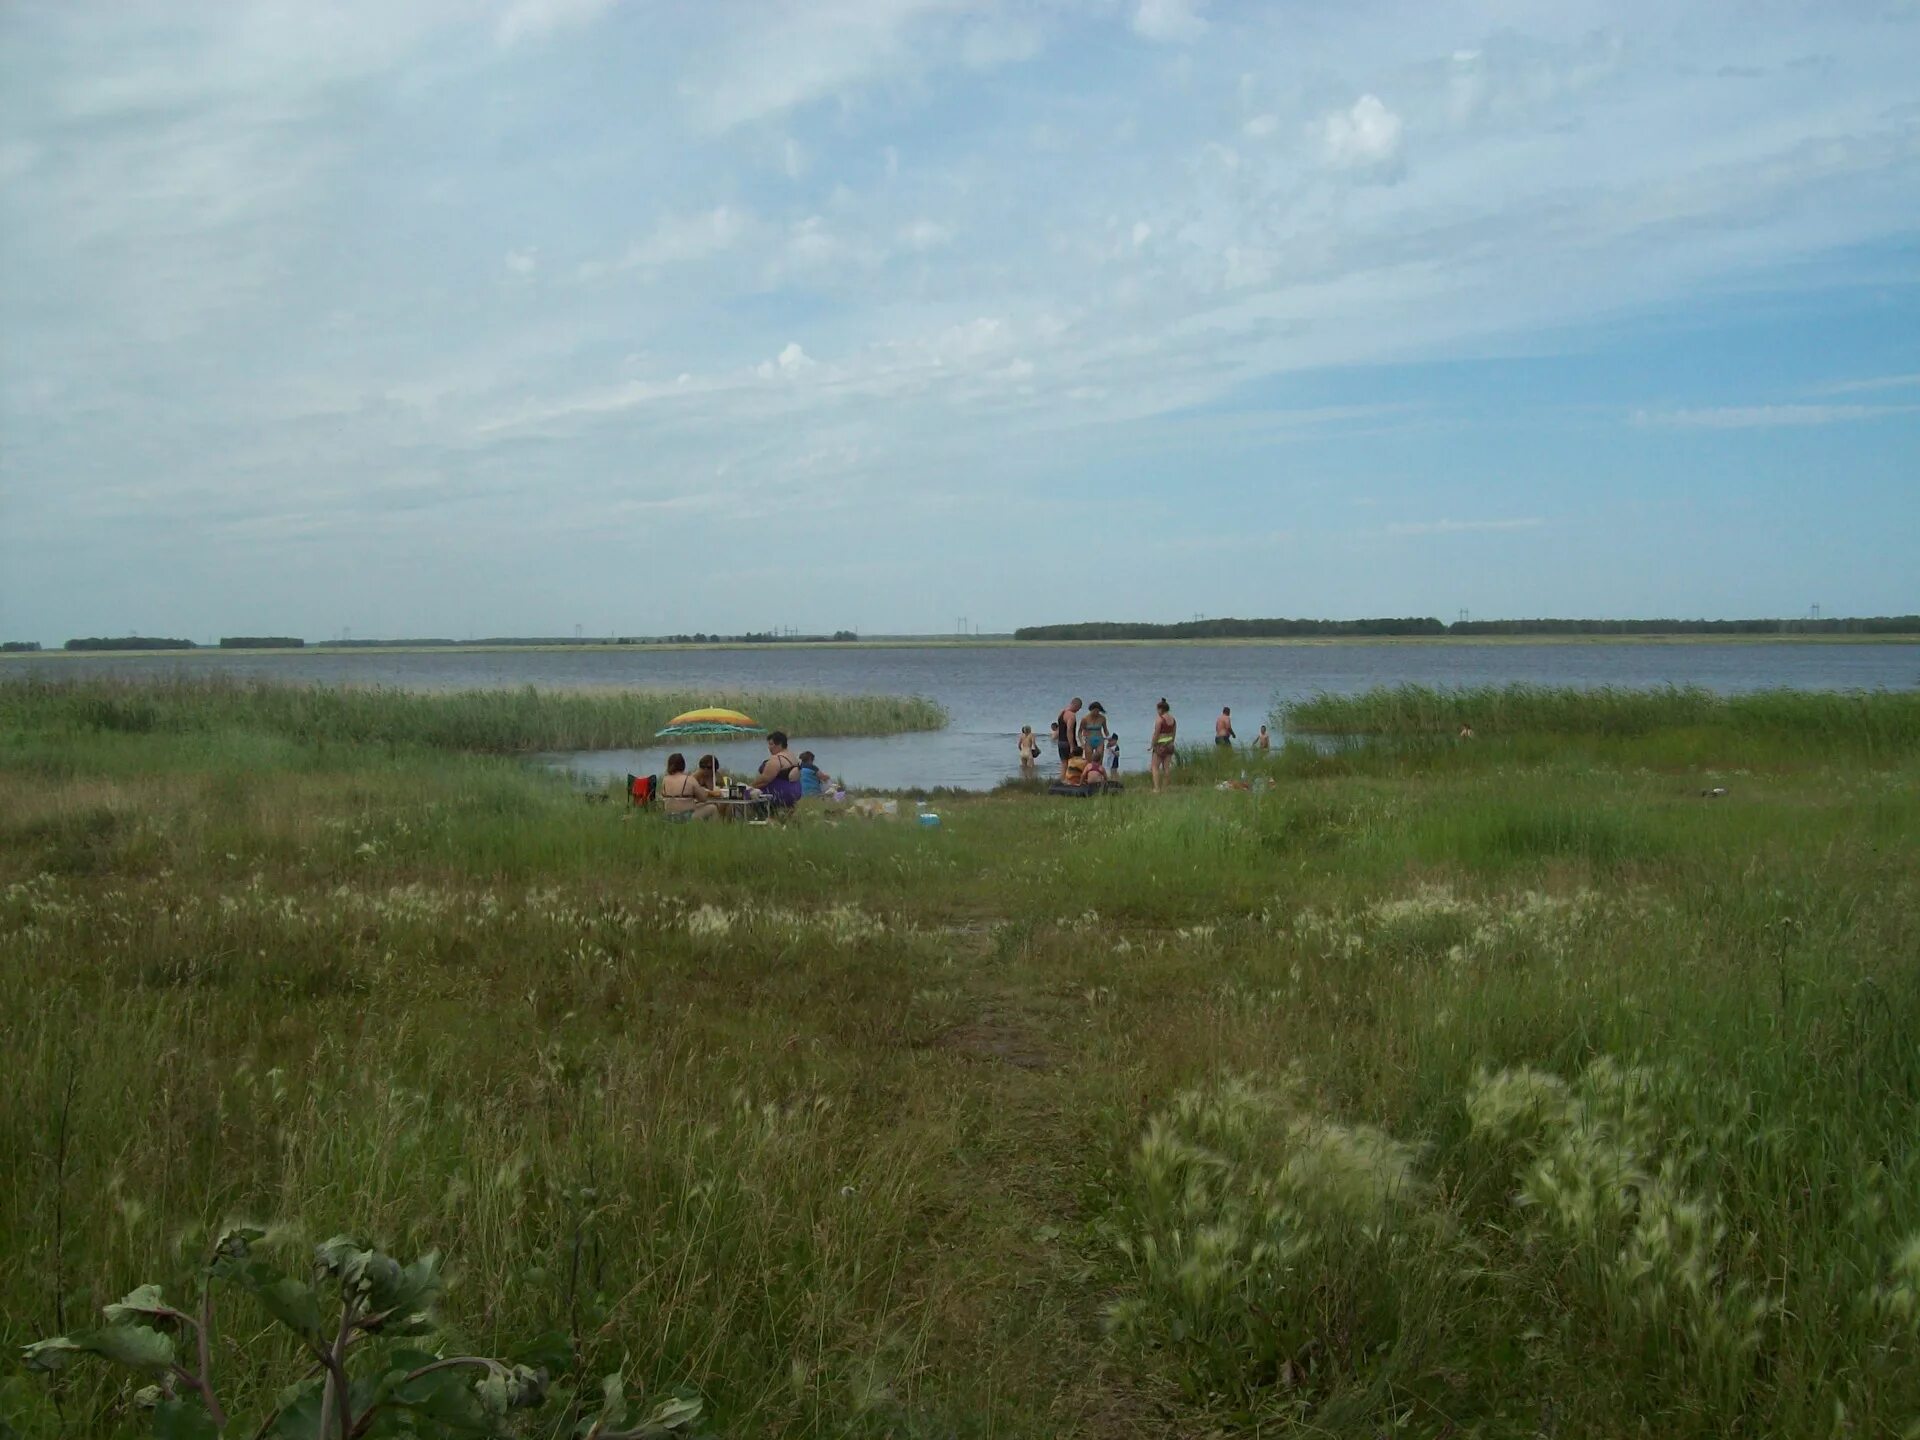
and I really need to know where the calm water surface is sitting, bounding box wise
[10,642,1916,791]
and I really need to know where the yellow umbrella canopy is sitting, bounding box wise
[656,707,765,739]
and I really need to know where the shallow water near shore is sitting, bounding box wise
[8,639,1915,790]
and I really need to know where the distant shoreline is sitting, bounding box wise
[5,632,1918,661]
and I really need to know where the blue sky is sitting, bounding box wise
[1,0,1916,641]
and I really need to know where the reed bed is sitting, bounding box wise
[0,676,947,752]
[1280,681,1920,750]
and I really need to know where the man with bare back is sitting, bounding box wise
[1056,697,1082,780]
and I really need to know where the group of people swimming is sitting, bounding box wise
[1019,698,1274,794]
[657,731,833,821]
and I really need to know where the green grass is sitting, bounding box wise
[1281,681,1920,750]
[4,688,1920,1436]
[0,677,947,753]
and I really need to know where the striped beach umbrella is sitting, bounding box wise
[655,706,765,740]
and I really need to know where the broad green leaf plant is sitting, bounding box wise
[21,1226,702,1439]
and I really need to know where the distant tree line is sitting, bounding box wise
[656,631,860,644]
[2,641,42,652]
[1448,617,1920,635]
[220,636,305,649]
[1016,617,1447,640]
[1016,616,1920,641]
[308,631,866,648]
[64,636,196,651]
[314,639,460,648]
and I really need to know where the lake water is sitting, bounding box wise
[8,641,1916,791]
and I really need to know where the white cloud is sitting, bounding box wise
[900,219,952,251]
[1322,94,1404,170]
[687,0,946,131]
[1242,113,1279,139]
[757,341,816,381]
[495,0,617,49]
[582,207,750,278]
[1632,404,1920,429]
[1133,0,1208,44]
[1814,373,1920,396]
[504,248,538,275]
[961,20,1044,69]
[784,215,842,269]
[1387,518,1545,536]
[1131,221,1152,247]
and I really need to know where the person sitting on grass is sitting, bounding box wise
[659,752,718,822]
[758,731,804,808]
[696,753,722,791]
[798,750,831,797]
[1082,752,1107,787]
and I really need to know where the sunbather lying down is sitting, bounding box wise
[1050,756,1122,797]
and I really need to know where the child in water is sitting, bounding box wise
[1019,725,1041,778]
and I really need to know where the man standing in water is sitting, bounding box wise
[1215,706,1236,747]
[1056,696,1082,780]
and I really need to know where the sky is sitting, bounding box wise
[1,0,1917,642]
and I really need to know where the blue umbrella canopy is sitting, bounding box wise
[655,706,766,740]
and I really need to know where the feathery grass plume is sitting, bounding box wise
[1467,1058,1773,1408]
[1101,1076,1446,1422]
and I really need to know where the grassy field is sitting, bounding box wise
[3,684,1919,1437]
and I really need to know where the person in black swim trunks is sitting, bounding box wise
[1215,706,1236,747]
[1056,696,1082,780]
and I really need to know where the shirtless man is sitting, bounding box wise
[1215,706,1236,747]
[1056,696,1082,780]
[1254,724,1271,752]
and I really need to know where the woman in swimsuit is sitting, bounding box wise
[1150,698,1177,794]
[1078,702,1108,767]
[659,752,719,821]
[757,730,804,809]
[1018,726,1040,779]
